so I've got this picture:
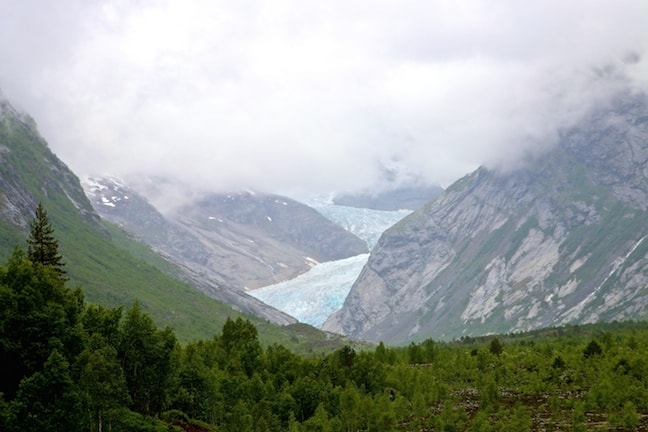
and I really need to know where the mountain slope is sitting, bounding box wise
[174,191,369,288]
[0,94,305,343]
[84,178,368,290]
[82,176,297,324]
[325,91,648,343]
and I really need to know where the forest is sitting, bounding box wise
[3,206,648,431]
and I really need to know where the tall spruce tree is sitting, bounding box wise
[27,202,65,276]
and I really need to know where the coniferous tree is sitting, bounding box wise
[583,340,603,359]
[489,337,503,356]
[26,202,65,276]
[0,248,83,398]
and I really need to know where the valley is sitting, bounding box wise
[5,89,648,348]
[2,2,648,430]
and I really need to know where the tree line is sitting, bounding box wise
[2,204,648,431]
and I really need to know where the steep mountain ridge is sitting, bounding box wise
[325,91,648,343]
[0,97,102,243]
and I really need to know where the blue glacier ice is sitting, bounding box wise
[249,196,410,327]
[248,253,370,327]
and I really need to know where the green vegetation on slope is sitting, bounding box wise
[4,243,648,431]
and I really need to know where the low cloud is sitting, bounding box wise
[1,0,646,197]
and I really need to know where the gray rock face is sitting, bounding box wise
[324,91,648,343]
[177,192,369,282]
[0,96,100,229]
[0,147,34,228]
[167,191,369,291]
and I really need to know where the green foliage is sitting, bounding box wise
[9,349,83,432]
[27,202,65,276]
[108,408,172,432]
[0,247,83,398]
[82,304,123,347]
[489,337,503,356]
[119,302,177,416]
[77,334,130,432]
[613,401,640,430]
[583,339,603,358]
[4,238,648,431]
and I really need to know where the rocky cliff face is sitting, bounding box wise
[324,91,648,343]
[0,97,100,231]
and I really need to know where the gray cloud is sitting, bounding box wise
[1,0,647,198]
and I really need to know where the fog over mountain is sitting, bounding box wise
[1,1,647,198]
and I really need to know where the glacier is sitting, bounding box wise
[249,196,410,327]
[307,196,412,249]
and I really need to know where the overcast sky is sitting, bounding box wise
[1,1,647,198]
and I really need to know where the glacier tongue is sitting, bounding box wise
[249,198,411,327]
[249,254,370,327]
